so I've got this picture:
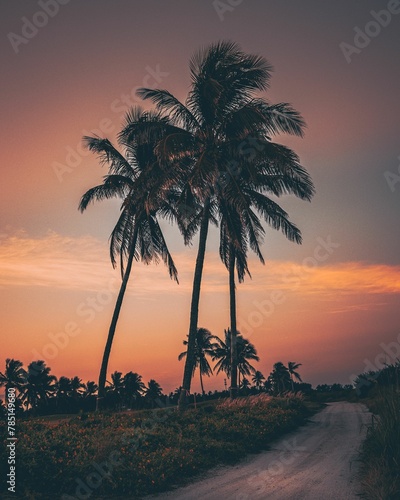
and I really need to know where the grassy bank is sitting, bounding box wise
[0,393,316,499]
[360,386,400,500]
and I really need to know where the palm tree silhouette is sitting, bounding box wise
[269,362,291,395]
[138,41,314,407]
[82,380,98,398]
[145,379,163,408]
[0,358,27,404]
[287,361,302,391]
[79,108,179,409]
[123,371,145,408]
[178,327,217,394]
[21,361,56,413]
[56,376,71,410]
[252,370,265,391]
[212,329,259,384]
[70,376,84,400]
[240,377,251,394]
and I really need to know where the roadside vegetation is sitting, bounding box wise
[0,393,315,499]
[355,361,400,500]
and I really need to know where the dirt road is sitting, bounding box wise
[148,402,371,500]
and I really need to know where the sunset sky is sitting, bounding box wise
[1,0,400,394]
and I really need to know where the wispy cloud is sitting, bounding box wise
[1,231,400,298]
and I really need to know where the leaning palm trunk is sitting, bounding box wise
[178,201,210,410]
[229,248,238,399]
[96,228,138,411]
[199,370,205,395]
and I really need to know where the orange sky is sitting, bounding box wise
[1,0,400,393]
[1,230,399,392]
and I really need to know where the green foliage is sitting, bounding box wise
[0,394,310,498]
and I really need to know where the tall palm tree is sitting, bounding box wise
[137,41,314,407]
[0,359,27,404]
[287,361,302,391]
[79,108,179,410]
[178,327,217,394]
[252,370,265,391]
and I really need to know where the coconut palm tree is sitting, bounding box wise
[70,376,84,400]
[82,381,98,398]
[240,377,251,394]
[269,362,291,395]
[178,327,217,394]
[21,361,57,413]
[137,41,314,407]
[212,329,259,383]
[0,359,27,404]
[287,361,302,391]
[237,335,259,386]
[79,108,179,409]
[252,370,265,391]
[56,376,71,410]
[123,371,145,408]
[145,379,163,408]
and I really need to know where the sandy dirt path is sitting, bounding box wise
[147,401,371,500]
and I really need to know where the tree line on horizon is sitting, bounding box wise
[0,352,308,416]
[52,41,317,411]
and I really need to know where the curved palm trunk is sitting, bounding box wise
[229,247,238,399]
[96,228,138,411]
[178,200,210,410]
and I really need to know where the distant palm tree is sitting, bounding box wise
[0,359,27,404]
[145,379,163,408]
[240,377,251,393]
[237,335,259,386]
[212,329,259,383]
[287,362,302,391]
[56,376,71,408]
[82,381,98,398]
[269,362,291,395]
[252,370,265,391]
[21,361,56,413]
[70,376,84,400]
[107,371,124,396]
[79,108,179,409]
[123,371,145,408]
[178,328,217,394]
